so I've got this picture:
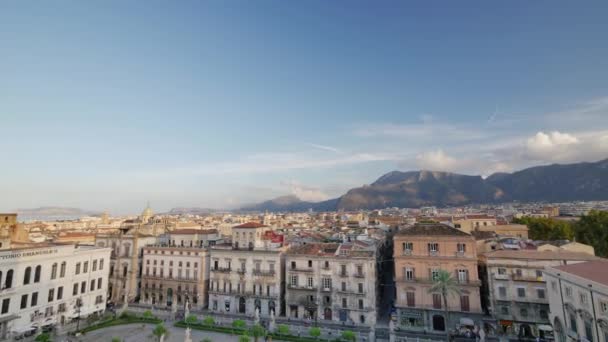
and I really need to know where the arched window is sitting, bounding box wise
[34,265,41,283]
[60,262,67,277]
[24,266,31,285]
[5,269,13,288]
[51,263,58,280]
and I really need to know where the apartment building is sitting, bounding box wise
[141,239,210,310]
[284,242,378,326]
[480,250,598,338]
[544,260,608,342]
[95,231,157,303]
[394,223,483,333]
[208,223,284,317]
[0,244,111,340]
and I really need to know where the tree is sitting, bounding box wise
[429,269,461,342]
[233,319,247,331]
[250,324,266,342]
[186,314,199,325]
[35,333,52,342]
[341,330,356,342]
[574,210,608,257]
[239,334,251,342]
[277,324,290,336]
[513,217,574,240]
[142,310,154,319]
[111,338,122,342]
[309,327,321,339]
[152,323,167,341]
[203,316,215,326]
[201,338,213,342]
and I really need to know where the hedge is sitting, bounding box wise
[80,316,162,333]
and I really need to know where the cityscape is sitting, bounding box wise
[2,2,608,342]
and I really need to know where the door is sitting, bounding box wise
[324,308,332,320]
[239,297,246,313]
[432,315,445,331]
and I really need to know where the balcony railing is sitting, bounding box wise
[287,284,316,291]
[289,267,314,273]
[354,273,365,278]
[511,274,544,282]
[252,270,276,277]
[211,267,231,273]
[339,272,348,278]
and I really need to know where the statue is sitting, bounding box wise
[160,334,165,342]
[184,327,192,342]
[389,319,396,342]
[269,309,276,332]
[184,299,190,319]
[254,307,260,325]
[478,326,486,342]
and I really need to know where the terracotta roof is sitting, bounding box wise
[470,230,495,240]
[483,249,600,261]
[233,222,267,229]
[553,260,608,286]
[287,243,339,256]
[397,223,471,237]
[170,228,218,235]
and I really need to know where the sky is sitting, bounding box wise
[1,1,608,214]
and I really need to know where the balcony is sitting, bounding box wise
[428,251,439,257]
[354,273,365,278]
[511,274,544,282]
[455,251,466,257]
[339,272,348,278]
[287,284,316,291]
[402,250,412,256]
[236,269,247,275]
[289,267,314,273]
[252,270,276,277]
[494,273,509,280]
[211,267,231,273]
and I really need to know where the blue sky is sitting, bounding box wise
[2,1,608,214]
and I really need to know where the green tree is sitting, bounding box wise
[186,314,199,325]
[201,338,213,342]
[35,333,52,342]
[203,316,215,326]
[142,310,154,319]
[111,338,122,342]
[250,324,266,342]
[341,330,356,342]
[574,210,608,257]
[277,324,290,336]
[239,334,251,342]
[233,319,247,331]
[309,327,322,339]
[429,269,461,342]
[513,217,574,240]
[152,323,167,341]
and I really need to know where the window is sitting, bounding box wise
[57,286,63,300]
[584,321,593,341]
[307,277,313,288]
[83,261,88,273]
[4,269,13,288]
[498,287,507,298]
[73,283,78,296]
[322,278,332,290]
[1,298,9,314]
[515,269,522,276]
[308,260,312,268]
[358,283,363,293]
[517,288,526,298]
[428,243,439,254]
[500,306,509,315]
[34,265,41,283]
[406,292,415,307]
[569,312,577,333]
[51,263,58,280]
[90,279,95,291]
[403,242,413,253]
[520,308,528,317]
[48,288,55,302]
[537,288,545,299]
[535,270,543,278]
[21,294,28,309]
[356,265,363,276]
[31,292,38,306]
[551,281,557,291]
[24,266,31,285]
[92,260,97,271]
[457,269,469,283]
[340,264,347,276]
[601,301,608,313]
[60,262,66,277]
[342,298,347,308]
[457,243,466,253]
[290,275,298,286]
[291,261,296,270]
[81,281,86,294]
[324,261,329,269]
[498,268,506,275]
[431,269,440,281]
[75,263,81,275]
[433,294,442,309]
[580,292,588,305]
[341,282,346,291]
[460,295,470,312]
[565,286,573,298]
[540,310,548,319]
[405,267,415,281]
[358,299,364,309]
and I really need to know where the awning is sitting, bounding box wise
[460,318,475,326]
[538,325,553,332]
[12,325,36,334]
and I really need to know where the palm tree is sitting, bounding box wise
[429,269,461,341]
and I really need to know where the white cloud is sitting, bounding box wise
[306,143,342,153]
[415,149,459,171]
[280,180,329,202]
[522,130,608,163]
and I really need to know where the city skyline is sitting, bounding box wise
[2,1,608,213]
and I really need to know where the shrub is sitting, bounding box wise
[309,327,321,339]
[35,333,52,342]
[203,316,215,326]
[277,324,290,335]
[233,319,247,330]
[142,310,154,319]
[341,330,356,342]
[250,324,266,342]
[186,314,199,324]
[239,334,251,342]
[153,323,167,341]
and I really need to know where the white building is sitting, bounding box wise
[0,243,111,339]
[544,260,608,342]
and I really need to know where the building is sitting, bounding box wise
[479,250,599,338]
[0,243,111,340]
[140,242,210,310]
[284,242,378,326]
[544,260,608,342]
[1,213,29,249]
[452,215,498,233]
[208,223,284,317]
[95,230,157,304]
[393,223,483,333]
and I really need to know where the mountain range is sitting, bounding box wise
[240,158,608,212]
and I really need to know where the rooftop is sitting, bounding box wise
[553,260,608,286]
[170,228,218,235]
[397,223,471,237]
[233,222,267,229]
[482,249,600,261]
